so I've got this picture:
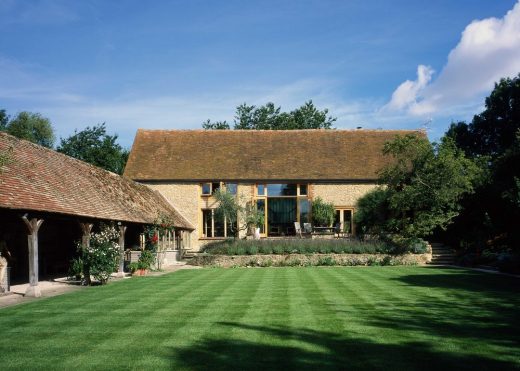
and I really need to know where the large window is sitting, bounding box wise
[201,209,231,238]
[266,184,297,196]
[255,184,309,237]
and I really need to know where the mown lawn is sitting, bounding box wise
[0,267,518,370]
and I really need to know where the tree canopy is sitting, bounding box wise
[446,74,520,159]
[0,109,8,131]
[355,134,480,248]
[443,74,520,251]
[57,123,129,175]
[202,100,336,130]
[2,111,55,148]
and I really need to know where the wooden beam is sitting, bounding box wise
[21,214,44,297]
[117,224,127,277]
[78,222,93,285]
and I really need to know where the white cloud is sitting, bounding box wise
[386,0,520,116]
[384,65,434,111]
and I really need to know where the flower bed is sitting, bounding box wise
[201,238,429,256]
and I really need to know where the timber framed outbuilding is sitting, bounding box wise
[124,129,425,251]
[0,133,194,296]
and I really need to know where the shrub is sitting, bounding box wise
[128,262,139,273]
[259,243,273,254]
[77,223,120,285]
[201,239,401,256]
[286,258,301,266]
[497,252,520,274]
[246,245,258,255]
[138,250,156,270]
[259,259,273,267]
[67,257,83,281]
[311,197,335,226]
[317,256,336,266]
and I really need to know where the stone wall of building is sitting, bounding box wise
[146,183,199,249]
[147,182,378,252]
[312,183,378,208]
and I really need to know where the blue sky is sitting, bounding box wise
[1,0,520,147]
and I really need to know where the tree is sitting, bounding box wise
[5,111,55,148]
[203,100,336,130]
[355,134,480,248]
[446,74,520,159]
[213,189,264,237]
[57,123,129,175]
[311,197,335,226]
[0,109,8,131]
[202,119,230,130]
[443,74,520,251]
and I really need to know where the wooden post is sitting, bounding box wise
[79,222,93,285]
[21,215,44,297]
[117,224,127,277]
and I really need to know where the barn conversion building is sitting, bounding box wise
[124,129,424,251]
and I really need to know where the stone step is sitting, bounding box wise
[432,259,453,264]
[431,258,455,261]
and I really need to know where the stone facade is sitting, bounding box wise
[146,183,199,249]
[312,183,378,208]
[146,182,378,252]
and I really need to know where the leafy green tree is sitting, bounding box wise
[203,100,336,130]
[355,134,480,248]
[446,74,520,159]
[443,74,520,251]
[354,188,390,236]
[0,109,8,131]
[311,197,335,226]
[5,111,55,148]
[213,188,264,237]
[202,119,230,130]
[57,123,129,175]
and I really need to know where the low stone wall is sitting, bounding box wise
[191,252,432,267]
[126,250,181,268]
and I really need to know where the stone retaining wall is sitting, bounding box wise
[191,252,432,267]
[126,250,181,268]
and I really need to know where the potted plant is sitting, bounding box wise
[128,262,140,275]
[131,250,155,276]
[244,203,265,239]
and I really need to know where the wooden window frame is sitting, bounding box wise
[254,183,310,237]
[199,208,231,239]
[334,207,355,236]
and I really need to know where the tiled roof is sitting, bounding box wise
[0,132,194,229]
[124,129,426,181]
